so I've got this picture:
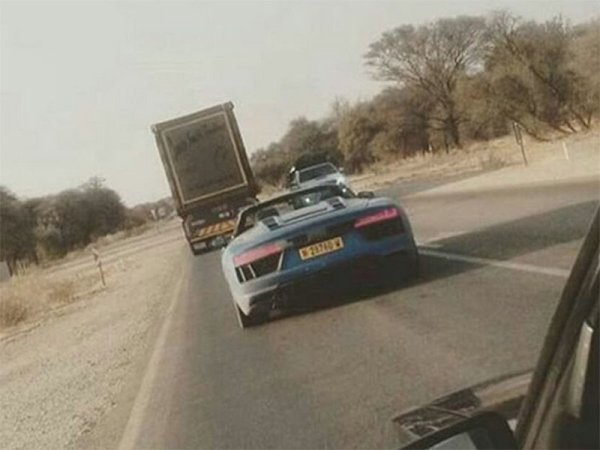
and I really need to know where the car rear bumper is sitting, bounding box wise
[235,244,418,316]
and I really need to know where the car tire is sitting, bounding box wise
[384,250,419,285]
[235,305,253,329]
[235,304,268,329]
[411,251,420,280]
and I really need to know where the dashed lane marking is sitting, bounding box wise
[419,248,570,278]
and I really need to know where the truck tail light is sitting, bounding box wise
[354,208,399,228]
[234,243,283,267]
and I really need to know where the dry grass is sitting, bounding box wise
[0,275,44,328]
[1,217,168,332]
[349,125,600,191]
[50,221,159,268]
[478,152,509,171]
[47,280,76,305]
[0,295,28,328]
[93,222,153,247]
[0,270,104,330]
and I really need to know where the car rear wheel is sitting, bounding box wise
[235,304,267,329]
[383,250,419,285]
[410,251,420,280]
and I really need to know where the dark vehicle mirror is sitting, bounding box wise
[357,191,375,199]
[403,412,517,450]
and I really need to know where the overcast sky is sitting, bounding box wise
[1,0,598,205]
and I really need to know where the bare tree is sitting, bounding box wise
[487,12,595,132]
[365,16,488,148]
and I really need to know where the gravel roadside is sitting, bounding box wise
[0,238,186,450]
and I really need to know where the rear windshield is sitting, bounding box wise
[298,164,337,182]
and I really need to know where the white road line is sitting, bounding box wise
[419,248,570,278]
[118,255,188,450]
[418,231,468,246]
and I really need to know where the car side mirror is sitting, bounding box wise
[402,412,517,450]
[339,167,345,173]
[357,191,375,199]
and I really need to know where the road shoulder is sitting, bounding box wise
[0,237,186,450]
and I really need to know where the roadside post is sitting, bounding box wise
[562,142,571,161]
[151,208,161,234]
[512,122,528,167]
[91,247,106,287]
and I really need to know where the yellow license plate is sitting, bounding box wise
[299,237,344,260]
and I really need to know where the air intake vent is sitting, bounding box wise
[235,252,283,283]
[262,216,280,230]
[327,197,345,210]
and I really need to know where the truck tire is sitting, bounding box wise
[189,241,208,256]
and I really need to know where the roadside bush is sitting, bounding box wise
[479,153,508,170]
[0,294,28,327]
[47,280,76,305]
[337,103,378,173]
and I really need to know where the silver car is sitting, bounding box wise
[289,162,347,190]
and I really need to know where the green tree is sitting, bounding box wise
[80,179,126,239]
[251,142,291,186]
[26,196,65,259]
[370,87,433,157]
[280,117,341,164]
[49,178,126,253]
[0,187,36,273]
[251,116,344,186]
[337,102,379,172]
[280,118,322,157]
[53,189,92,250]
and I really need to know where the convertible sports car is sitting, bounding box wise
[221,184,418,328]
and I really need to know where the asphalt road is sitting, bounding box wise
[122,178,599,449]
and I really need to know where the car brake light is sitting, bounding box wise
[354,208,399,228]
[234,243,283,267]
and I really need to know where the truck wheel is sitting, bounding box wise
[190,242,207,256]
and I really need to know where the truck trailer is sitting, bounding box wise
[152,102,259,255]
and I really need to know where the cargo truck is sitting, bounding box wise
[152,102,259,255]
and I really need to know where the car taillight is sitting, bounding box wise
[234,243,283,267]
[354,208,399,228]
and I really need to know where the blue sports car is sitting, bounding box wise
[221,184,418,328]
